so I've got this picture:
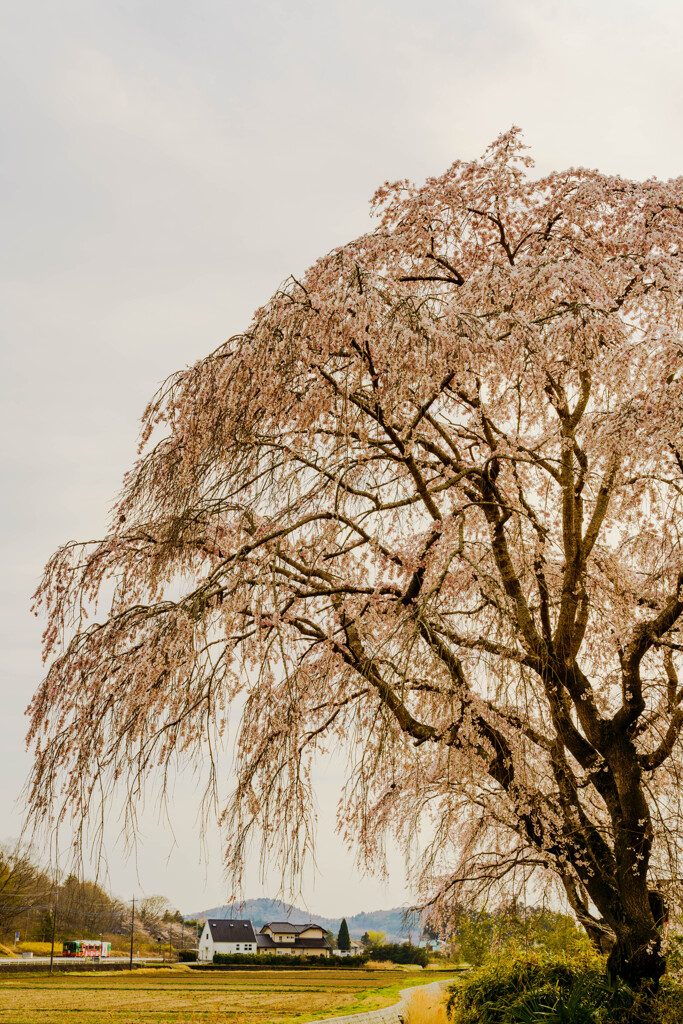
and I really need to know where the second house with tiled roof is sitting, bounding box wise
[256,921,332,957]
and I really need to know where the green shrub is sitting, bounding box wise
[446,949,637,1024]
[177,949,197,962]
[445,938,683,1023]
[367,943,429,967]
[664,930,683,974]
[658,979,683,1024]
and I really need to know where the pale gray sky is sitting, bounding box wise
[2,0,683,917]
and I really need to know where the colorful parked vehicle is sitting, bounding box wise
[61,940,111,957]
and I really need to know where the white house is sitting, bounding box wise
[197,919,257,961]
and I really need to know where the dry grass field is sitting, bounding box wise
[0,966,429,1024]
[403,985,449,1024]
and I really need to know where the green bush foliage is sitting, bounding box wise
[446,948,683,1023]
[445,949,646,1024]
[448,904,591,966]
[177,949,197,962]
[663,930,683,973]
[369,942,429,967]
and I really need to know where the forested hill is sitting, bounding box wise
[187,898,421,940]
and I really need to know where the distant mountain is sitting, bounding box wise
[187,897,422,941]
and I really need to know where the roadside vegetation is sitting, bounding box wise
[408,902,683,1024]
[442,937,683,1024]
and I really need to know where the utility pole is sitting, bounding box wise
[129,898,135,970]
[49,900,57,975]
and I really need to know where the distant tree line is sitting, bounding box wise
[0,843,188,947]
[0,844,52,941]
[442,901,588,965]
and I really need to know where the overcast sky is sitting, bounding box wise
[2,0,683,919]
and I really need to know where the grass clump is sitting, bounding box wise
[15,941,55,955]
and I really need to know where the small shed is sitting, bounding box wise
[198,919,257,961]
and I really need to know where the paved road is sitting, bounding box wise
[305,978,455,1024]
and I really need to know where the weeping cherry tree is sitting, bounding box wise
[28,131,683,987]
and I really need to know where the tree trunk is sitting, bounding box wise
[607,923,664,989]
[583,736,667,988]
[602,889,668,988]
[588,860,666,988]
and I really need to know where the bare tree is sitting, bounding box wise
[56,875,128,938]
[138,896,171,938]
[0,845,50,937]
[27,131,683,987]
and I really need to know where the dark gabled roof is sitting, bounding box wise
[206,919,256,943]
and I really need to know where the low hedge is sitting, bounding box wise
[213,952,370,967]
[212,945,429,968]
